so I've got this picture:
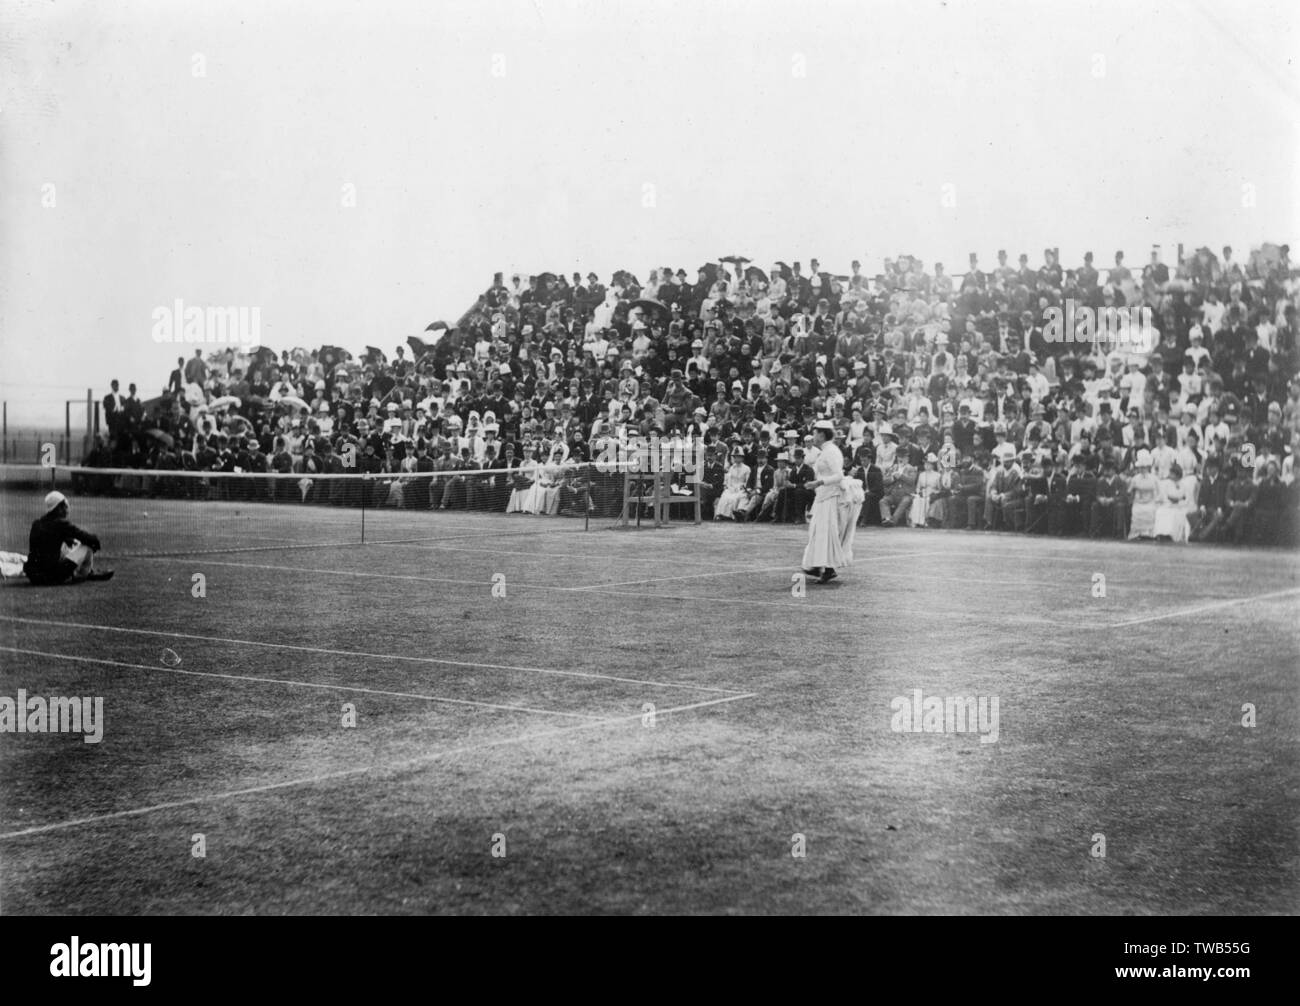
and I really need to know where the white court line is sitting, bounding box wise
[1107,586,1300,628]
[583,565,794,589]
[0,614,746,696]
[0,691,757,839]
[123,552,920,614]
[839,569,1222,593]
[116,553,994,616]
[578,549,944,590]
[870,541,1300,569]
[134,556,623,594]
[113,525,560,558]
[375,525,585,544]
[381,540,758,569]
[0,647,601,720]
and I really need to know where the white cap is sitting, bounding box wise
[44,491,67,513]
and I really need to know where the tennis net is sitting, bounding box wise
[0,462,618,559]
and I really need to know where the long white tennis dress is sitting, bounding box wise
[801,440,847,570]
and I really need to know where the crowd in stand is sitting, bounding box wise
[81,242,1299,545]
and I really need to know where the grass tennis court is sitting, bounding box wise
[1,493,1297,914]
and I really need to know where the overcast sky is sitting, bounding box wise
[2,0,1296,426]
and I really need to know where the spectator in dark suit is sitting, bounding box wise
[103,380,125,438]
[744,448,774,520]
[1251,460,1288,544]
[1063,456,1097,536]
[1190,457,1229,542]
[122,383,144,433]
[782,448,814,523]
[1222,463,1258,543]
[949,452,987,529]
[698,448,725,518]
[854,446,885,527]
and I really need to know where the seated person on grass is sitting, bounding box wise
[24,492,114,585]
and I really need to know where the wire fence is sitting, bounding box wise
[1,394,98,465]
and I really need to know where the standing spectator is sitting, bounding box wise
[184,349,208,388]
[103,379,125,439]
[168,357,185,396]
[117,383,144,438]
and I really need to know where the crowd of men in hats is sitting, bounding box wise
[80,242,1300,544]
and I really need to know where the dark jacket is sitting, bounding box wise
[788,462,814,488]
[25,511,101,584]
